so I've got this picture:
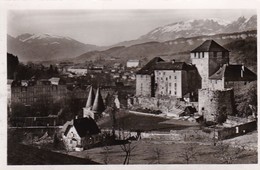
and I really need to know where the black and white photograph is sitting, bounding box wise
[1,0,259,167]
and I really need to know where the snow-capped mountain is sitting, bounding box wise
[8,33,100,62]
[138,15,257,42]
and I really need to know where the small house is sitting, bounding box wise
[62,117,102,151]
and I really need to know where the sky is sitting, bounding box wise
[7,9,256,46]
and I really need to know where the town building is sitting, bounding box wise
[62,117,102,151]
[11,78,67,106]
[154,60,200,98]
[126,60,140,68]
[136,57,200,99]
[67,67,88,76]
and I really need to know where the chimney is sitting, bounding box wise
[171,59,175,64]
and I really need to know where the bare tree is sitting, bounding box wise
[215,141,246,164]
[179,142,198,164]
[153,147,163,164]
[103,144,110,164]
[120,140,137,164]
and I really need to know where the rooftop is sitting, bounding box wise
[191,40,229,52]
[154,62,196,71]
[209,64,257,81]
[136,57,164,74]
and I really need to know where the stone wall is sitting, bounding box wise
[198,88,235,122]
[136,74,152,97]
[133,96,198,112]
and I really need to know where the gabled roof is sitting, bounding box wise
[136,57,164,75]
[92,88,105,113]
[64,117,100,138]
[73,117,100,137]
[191,40,229,52]
[154,62,196,71]
[209,64,257,81]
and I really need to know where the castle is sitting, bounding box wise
[136,40,256,122]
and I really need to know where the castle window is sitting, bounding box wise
[166,77,168,81]
[174,91,177,95]
[198,53,200,58]
[169,76,171,79]
[163,72,165,75]
[169,90,171,94]
[202,52,204,58]
[174,76,177,79]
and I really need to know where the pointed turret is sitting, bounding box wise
[86,86,95,108]
[92,87,105,113]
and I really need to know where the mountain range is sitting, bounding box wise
[7,15,257,62]
[7,33,100,62]
[115,15,257,47]
[74,30,257,71]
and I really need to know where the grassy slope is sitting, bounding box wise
[7,141,99,165]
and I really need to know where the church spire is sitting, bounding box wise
[86,86,95,108]
[92,87,105,113]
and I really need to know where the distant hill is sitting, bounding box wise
[74,30,257,72]
[7,33,100,62]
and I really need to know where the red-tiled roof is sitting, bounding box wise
[191,40,229,52]
[209,64,257,81]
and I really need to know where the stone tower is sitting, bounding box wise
[190,40,229,88]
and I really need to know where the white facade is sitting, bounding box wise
[67,68,88,75]
[154,70,183,98]
[127,60,140,68]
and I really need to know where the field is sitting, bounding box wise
[68,139,257,164]
[99,111,199,132]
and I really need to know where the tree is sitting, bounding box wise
[7,53,19,79]
[102,144,111,164]
[120,139,137,164]
[216,106,227,124]
[179,142,198,164]
[153,147,163,164]
[214,141,246,164]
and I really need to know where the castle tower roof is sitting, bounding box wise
[191,40,229,52]
[85,86,95,108]
[92,87,105,113]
